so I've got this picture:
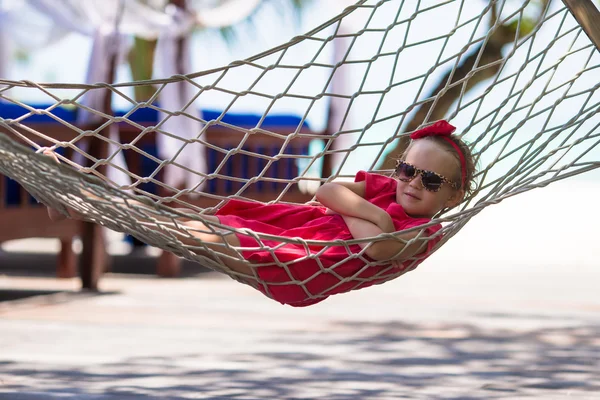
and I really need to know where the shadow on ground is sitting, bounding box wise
[0,250,210,305]
[0,288,118,310]
[0,250,211,278]
[1,321,598,399]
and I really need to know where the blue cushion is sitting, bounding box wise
[116,107,308,129]
[1,103,310,206]
[0,102,77,123]
[0,102,309,130]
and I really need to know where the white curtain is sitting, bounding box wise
[24,0,173,188]
[26,0,171,39]
[154,3,207,191]
[0,0,73,54]
[76,29,132,189]
[0,0,8,81]
[190,0,262,28]
[152,0,265,190]
[327,23,357,175]
[5,0,267,190]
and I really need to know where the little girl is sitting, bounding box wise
[47,120,476,307]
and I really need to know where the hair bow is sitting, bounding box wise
[408,120,466,190]
[410,120,456,139]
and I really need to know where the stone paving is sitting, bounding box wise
[1,183,600,399]
[1,251,599,399]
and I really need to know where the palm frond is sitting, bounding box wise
[214,0,313,45]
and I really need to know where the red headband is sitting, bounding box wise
[409,120,466,189]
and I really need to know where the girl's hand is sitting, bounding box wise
[40,148,84,221]
[41,149,68,221]
[376,211,396,233]
[306,200,337,215]
[42,148,60,163]
[305,200,323,207]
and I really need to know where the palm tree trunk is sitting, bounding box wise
[378,28,511,170]
[377,0,549,170]
[128,37,158,101]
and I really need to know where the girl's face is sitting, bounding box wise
[396,139,464,218]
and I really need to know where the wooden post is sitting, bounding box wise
[56,238,77,278]
[79,35,121,290]
[156,0,187,278]
[56,137,77,279]
[562,0,600,51]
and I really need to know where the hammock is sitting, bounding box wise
[0,0,599,305]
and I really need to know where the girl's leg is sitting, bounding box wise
[172,215,255,278]
[51,195,255,278]
[42,149,255,279]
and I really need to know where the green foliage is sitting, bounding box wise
[504,18,537,38]
[13,49,30,64]
[502,0,548,38]
[290,0,312,12]
[217,26,239,45]
[128,37,158,101]
[128,0,314,99]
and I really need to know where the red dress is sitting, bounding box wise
[216,171,442,307]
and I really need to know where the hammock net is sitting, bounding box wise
[0,0,599,302]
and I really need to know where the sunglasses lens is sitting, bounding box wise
[421,172,443,191]
[396,162,416,180]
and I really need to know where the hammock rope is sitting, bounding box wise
[0,0,599,303]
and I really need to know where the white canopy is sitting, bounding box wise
[1,0,358,186]
[2,0,270,189]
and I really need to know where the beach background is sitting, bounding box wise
[1,1,599,398]
[4,0,600,265]
[1,177,599,399]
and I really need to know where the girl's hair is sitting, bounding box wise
[401,135,477,198]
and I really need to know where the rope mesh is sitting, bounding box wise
[0,0,599,303]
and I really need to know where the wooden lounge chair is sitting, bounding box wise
[0,102,316,287]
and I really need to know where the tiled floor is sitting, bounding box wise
[0,250,598,399]
[1,181,599,399]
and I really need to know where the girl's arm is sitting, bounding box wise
[316,181,394,232]
[342,215,427,261]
